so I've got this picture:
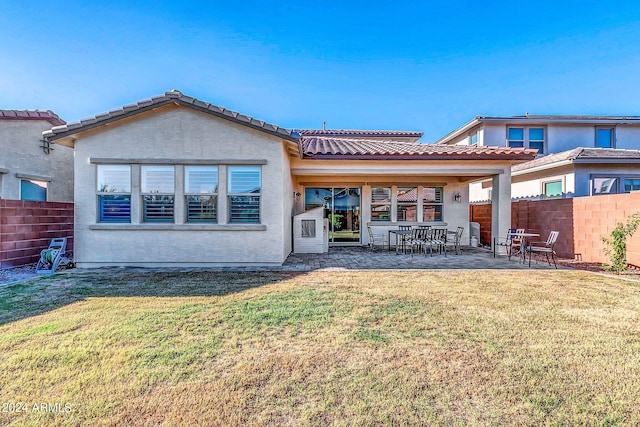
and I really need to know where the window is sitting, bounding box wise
[625,178,640,192]
[543,180,563,198]
[20,179,47,201]
[596,127,615,148]
[593,177,618,195]
[301,220,316,238]
[97,165,131,223]
[371,187,391,221]
[141,165,175,223]
[592,175,640,195]
[185,166,218,223]
[507,128,524,148]
[228,166,261,223]
[469,132,478,145]
[422,187,443,221]
[396,187,417,221]
[508,127,545,154]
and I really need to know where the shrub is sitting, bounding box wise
[602,213,640,274]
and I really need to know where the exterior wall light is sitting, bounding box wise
[453,192,462,203]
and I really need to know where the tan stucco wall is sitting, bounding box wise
[0,120,73,201]
[73,105,293,267]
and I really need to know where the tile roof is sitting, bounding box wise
[301,137,537,160]
[512,148,640,172]
[297,129,423,139]
[43,90,298,142]
[0,110,65,126]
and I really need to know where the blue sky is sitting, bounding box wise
[2,1,640,142]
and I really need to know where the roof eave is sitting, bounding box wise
[303,154,537,161]
[433,118,482,145]
[44,97,299,143]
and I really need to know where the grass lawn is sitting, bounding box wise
[1,269,640,425]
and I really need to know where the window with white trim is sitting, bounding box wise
[371,187,391,221]
[97,165,131,223]
[422,187,443,221]
[508,127,545,154]
[185,166,218,223]
[469,132,478,145]
[543,180,563,198]
[228,166,261,223]
[141,165,175,223]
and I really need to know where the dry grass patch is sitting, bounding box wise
[1,270,640,425]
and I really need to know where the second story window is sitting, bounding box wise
[596,127,615,148]
[508,127,545,154]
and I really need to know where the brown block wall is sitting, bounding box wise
[470,191,640,265]
[0,199,74,268]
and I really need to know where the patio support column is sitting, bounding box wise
[491,169,512,254]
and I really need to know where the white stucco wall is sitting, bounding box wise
[0,120,73,201]
[72,105,293,267]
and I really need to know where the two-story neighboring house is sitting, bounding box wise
[0,110,73,202]
[435,115,640,202]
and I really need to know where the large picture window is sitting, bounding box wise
[422,187,443,221]
[185,166,218,223]
[141,165,175,223]
[97,165,131,223]
[228,166,261,223]
[371,187,391,221]
[592,175,640,195]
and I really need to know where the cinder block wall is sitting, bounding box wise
[573,191,640,266]
[470,192,640,266]
[0,199,74,268]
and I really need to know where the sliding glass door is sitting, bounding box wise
[304,187,361,244]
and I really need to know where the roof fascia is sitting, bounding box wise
[433,118,482,145]
[45,99,299,143]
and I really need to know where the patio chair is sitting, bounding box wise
[443,226,464,255]
[525,231,559,268]
[367,226,388,252]
[493,228,524,260]
[407,226,430,256]
[396,225,412,254]
[426,228,447,257]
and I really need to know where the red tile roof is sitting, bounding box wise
[301,137,537,160]
[0,110,65,126]
[298,129,423,139]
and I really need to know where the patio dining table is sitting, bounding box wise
[388,229,413,253]
[512,232,539,262]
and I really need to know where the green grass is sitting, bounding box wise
[1,269,640,425]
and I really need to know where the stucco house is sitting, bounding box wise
[0,110,73,202]
[42,90,536,268]
[435,115,640,201]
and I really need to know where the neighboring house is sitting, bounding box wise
[0,110,73,202]
[435,115,640,201]
[42,90,535,268]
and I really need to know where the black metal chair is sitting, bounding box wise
[525,231,560,268]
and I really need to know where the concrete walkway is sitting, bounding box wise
[282,246,565,272]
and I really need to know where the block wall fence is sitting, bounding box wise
[0,199,74,268]
[470,191,640,266]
